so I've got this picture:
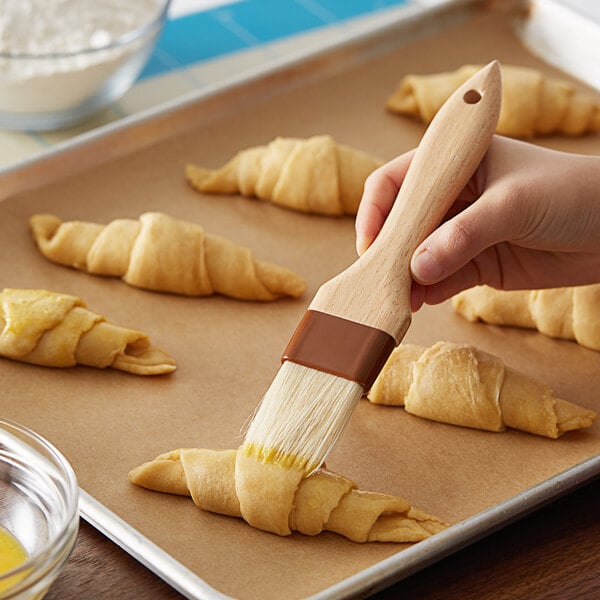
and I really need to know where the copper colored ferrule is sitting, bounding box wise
[281,310,396,390]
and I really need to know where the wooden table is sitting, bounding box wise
[46,476,600,600]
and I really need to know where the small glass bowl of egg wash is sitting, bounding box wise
[0,418,79,599]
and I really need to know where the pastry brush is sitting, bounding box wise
[241,60,502,474]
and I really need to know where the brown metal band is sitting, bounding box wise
[281,310,396,390]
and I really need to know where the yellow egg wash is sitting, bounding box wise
[0,526,28,591]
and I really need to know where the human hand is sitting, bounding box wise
[355,136,600,311]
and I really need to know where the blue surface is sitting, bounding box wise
[141,0,410,79]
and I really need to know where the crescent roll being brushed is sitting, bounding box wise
[0,288,175,375]
[452,284,600,351]
[386,64,600,138]
[368,341,596,438]
[30,212,305,301]
[185,135,384,216]
[129,447,447,542]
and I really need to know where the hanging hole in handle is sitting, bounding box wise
[463,89,482,104]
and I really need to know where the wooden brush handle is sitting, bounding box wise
[310,61,502,342]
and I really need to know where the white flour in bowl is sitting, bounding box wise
[0,0,164,115]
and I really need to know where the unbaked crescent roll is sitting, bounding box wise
[386,64,600,138]
[0,288,175,375]
[452,284,600,351]
[29,212,306,301]
[129,447,447,543]
[368,341,596,438]
[185,135,384,216]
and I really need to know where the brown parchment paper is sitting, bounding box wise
[1,7,599,600]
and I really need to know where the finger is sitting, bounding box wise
[355,150,415,255]
[417,262,494,306]
[410,263,487,309]
[410,281,426,312]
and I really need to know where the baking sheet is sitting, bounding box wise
[1,4,599,599]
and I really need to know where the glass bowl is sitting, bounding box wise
[0,418,79,599]
[0,0,171,130]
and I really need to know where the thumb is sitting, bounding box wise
[410,190,517,285]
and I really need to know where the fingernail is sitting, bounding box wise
[356,236,371,257]
[411,248,443,283]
